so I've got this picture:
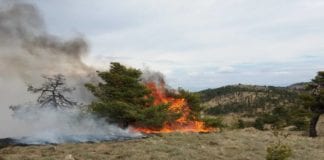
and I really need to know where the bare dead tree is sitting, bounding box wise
[27,74,77,109]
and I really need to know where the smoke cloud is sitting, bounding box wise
[141,68,176,93]
[0,1,139,140]
[0,1,91,80]
[141,69,165,85]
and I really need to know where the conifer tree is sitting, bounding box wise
[302,71,324,137]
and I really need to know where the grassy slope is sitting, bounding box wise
[1,128,324,160]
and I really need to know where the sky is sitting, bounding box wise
[24,0,324,91]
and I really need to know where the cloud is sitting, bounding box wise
[217,66,236,73]
[24,0,324,90]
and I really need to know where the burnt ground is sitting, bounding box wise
[0,138,31,149]
[0,135,146,150]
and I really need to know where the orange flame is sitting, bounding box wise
[134,82,214,134]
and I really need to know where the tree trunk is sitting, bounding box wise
[309,113,321,137]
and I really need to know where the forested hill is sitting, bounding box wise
[197,83,312,130]
[198,83,307,117]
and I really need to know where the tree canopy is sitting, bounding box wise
[85,62,179,128]
[301,71,324,137]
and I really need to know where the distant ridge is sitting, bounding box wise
[287,82,309,90]
[198,83,303,116]
[198,82,309,130]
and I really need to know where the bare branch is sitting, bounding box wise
[28,74,77,109]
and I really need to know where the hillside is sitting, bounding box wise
[198,84,310,130]
[199,84,302,116]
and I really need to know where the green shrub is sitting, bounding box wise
[266,143,292,160]
[290,118,308,130]
[202,117,225,128]
[177,89,203,119]
[266,131,292,160]
[254,118,265,130]
[139,104,180,128]
[254,106,310,131]
[237,119,245,129]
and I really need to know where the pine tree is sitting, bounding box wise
[85,62,177,128]
[301,71,324,137]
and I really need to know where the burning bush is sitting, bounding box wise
[85,62,179,129]
[86,62,213,133]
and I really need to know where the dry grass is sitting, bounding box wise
[1,128,324,160]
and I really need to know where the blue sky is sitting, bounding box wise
[25,0,324,91]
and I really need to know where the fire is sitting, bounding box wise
[134,82,214,134]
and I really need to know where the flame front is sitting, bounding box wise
[134,82,214,134]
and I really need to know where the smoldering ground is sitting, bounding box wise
[8,106,140,144]
[0,1,140,140]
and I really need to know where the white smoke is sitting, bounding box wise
[141,69,166,85]
[140,68,176,93]
[8,106,141,144]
